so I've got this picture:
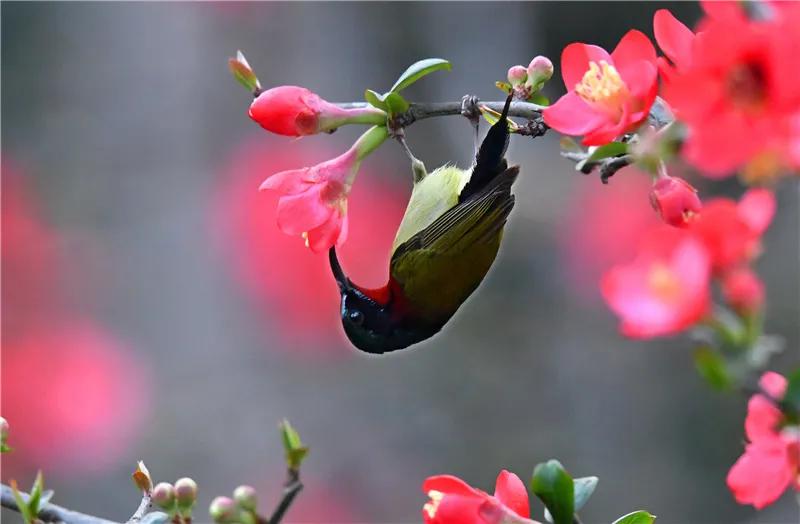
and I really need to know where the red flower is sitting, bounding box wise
[249,85,385,136]
[660,10,800,176]
[721,267,764,314]
[648,176,702,227]
[601,226,711,338]
[689,189,775,274]
[422,471,534,524]
[727,372,800,509]
[2,324,149,476]
[260,126,387,253]
[211,137,407,354]
[543,30,658,146]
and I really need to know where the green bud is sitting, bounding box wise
[0,417,9,452]
[507,65,528,87]
[152,482,176,512]
[175,477,198,511]
[525,55,554,94]
[233,485,258,512]
[210,496,238,524]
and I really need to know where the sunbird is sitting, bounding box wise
[330,96,519,354]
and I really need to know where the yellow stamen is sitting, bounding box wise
[423,490,444,519]
[648,263,681,303]
[301,231,310,248]
[575,60,629,115]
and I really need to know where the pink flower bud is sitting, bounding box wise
[152,482,176,510]
[233,485,258,511]
[649,176,702,227]
[249,86,385,136]
[209,496,237,523]
[722,268,764,314]
[527,55,554,83]
[174,477,198,509]
[506,65,528,87]
[0,417,8,441]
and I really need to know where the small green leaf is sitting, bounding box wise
[531,460,574,524]
[280,419,308,471]
[559,136,581,153]
[544,476,597,522]
[28,471,44,516]
[383,92,409,115]
[693,346,732,391]
[586,142,628,162]
[1,443,11,453]
[529,93,550,106]
[612,510,656,524]
[10,480,33,524]
[228,50,261,94]
[390,58,451,93]
[782,368,800,413]
[39,489,54,507]
[364,89,388,111]
[495,81,513,95]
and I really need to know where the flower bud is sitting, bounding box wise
[174,477,198,510]
[210,496,238,524]
[506,65,528,87]
[722,268,764,314]
[152,482,176,511]
[249,86,385,137]
[649,176,702,227]
[526,55,554,91]
[0,417,8,441]
[233,485,258,512]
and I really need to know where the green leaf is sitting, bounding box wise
[529,93,550,106]
[390,58,451,93]
[693,346,732,391]
[495,81,513,95]
[383,92,409,115]
[39,490,54,507]
[280,419,308,471]
[364,89,388,111]
[544,476,597,522]
[586,142,628,162]
[531,460,574,524]
[559,136,581,153]
[782,368,800,413]
[612,510,656,524]
[28,471,44,516]
[10,480,33,524]
[228,50,261,94]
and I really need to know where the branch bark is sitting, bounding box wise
[1,484,119,524]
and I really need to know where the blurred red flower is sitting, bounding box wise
[211,137,407,353]
[2,324,149,476]
[689,189,774,274]
[544,30,658,146]
[648,176,702,228]
[601,226,711,338]
[727,372,800,509]
[721,267,764,314]
[656,7,800,176]
[422,470,532,524]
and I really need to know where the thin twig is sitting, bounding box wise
[125,490,151,524]
[266,471,303,524]
[1,484,119,524]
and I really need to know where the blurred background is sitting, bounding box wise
[2,2,798,523]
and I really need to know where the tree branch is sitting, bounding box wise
[336,99,546,128]
[1,484,119,524]
[266,470,303,524]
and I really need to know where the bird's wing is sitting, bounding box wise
[389,166,519,322]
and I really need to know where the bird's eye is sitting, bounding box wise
[348,310,365,326]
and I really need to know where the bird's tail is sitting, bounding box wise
[459,94,512,202]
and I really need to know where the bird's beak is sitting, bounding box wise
[328,247,350,293]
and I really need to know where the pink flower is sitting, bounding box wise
[648,176,702,227]
[721,267,765,314]
[422,470,533,524]
[249,85,385,136]
[727,372,799,509]
[259,126,388,253]
[543,30,658,145]
[653,9,694,84]
[601,226,711,338]
[211,137,406,354]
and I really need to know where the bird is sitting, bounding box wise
[330,95,519,354]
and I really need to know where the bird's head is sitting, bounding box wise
[328,248,432,354]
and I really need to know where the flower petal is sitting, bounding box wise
[275,186,333,236]
[582,104,632,146]
[611,29,657,67]
[305,211,344,253]
[759,371,788,400]
[727,439,793,509]
[259,168,313,194]
[493,470,529,518]
[653,10,694,68]
[561,43,612,89]
[543,92,607,137]
[422,475,480,497]
[737,189,775,236]
[745,394,784,443]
